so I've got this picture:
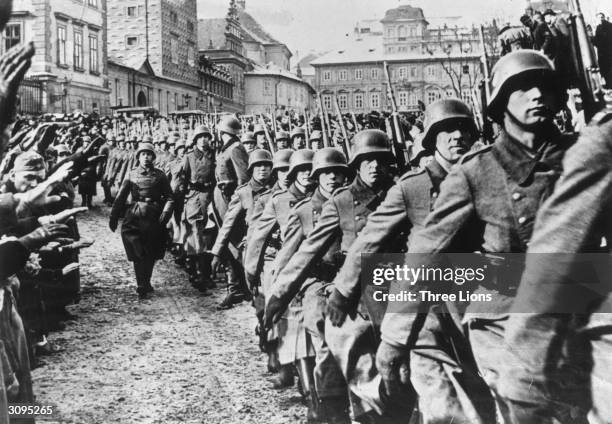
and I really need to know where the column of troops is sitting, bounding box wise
[95,47,612,424]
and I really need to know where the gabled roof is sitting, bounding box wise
[238,9,281,45]
[109,55,155,75]
[381,5,427,23]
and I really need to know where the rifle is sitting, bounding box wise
[350,112,359,132]
[269,112,278,140]
[478,25,494,143]
[332,94,351,159]
[259,114,276,153]
[383,61,409,172]
[317,93,330,148]
[567,0,610,121]
[303,108,311,141]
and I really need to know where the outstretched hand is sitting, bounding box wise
[0,42,35,129]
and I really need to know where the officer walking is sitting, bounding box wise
[109,142,174,298]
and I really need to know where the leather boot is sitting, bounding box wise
[268,364,294,389]
[267,349,280,374]
[320,396,351,424]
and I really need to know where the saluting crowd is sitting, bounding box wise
[2,4,612,424]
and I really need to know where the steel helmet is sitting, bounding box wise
[54,144,71,155]
[136,142,156,160]
[487,50,563,122]
[175,140,186,150]
[218,115,241,136]
[107,134,116,142]
[253,124,265,135]
[273,149,293,170]
[310,147,348,178]
[248,149,273,170]
[309,130,322,141]
[193,125,212,140]
[241,132,256,144]
[421,99,477,152]
[288,148,315,177]
[143,135,153,143]
[290,127,306,139]
[275,130,290,141]
[349,129,393,167]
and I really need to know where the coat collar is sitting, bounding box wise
[350,175,388,208]
[425,159,448,192]
[311,187,329,212]
[249,178,271,193]
[492,128,566,185]
[288,182,313,201]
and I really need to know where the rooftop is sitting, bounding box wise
[381,5,427,23]
[238,9,282,45]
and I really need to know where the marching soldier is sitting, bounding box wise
[290,127,307,150]
[100,134,116,205]
[109,142,174,298]
[241,131,257,154]
[265,130,396,422]
[180,125,216,293]
[309,130,323,151]
[377,50,578,423]
[211,149,274,309]
[212,115,249,307]
[168,139,187,263]
[275,130,290,150]
[244,149,316,388]
[106,135,126,193]
[266,147,351,423]
[254,124,267,150]
[77,136,97,208]
[245,149,293,372]
[329,99,496,423]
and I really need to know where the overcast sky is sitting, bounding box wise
[197,0,612,59]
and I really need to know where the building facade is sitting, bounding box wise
[7,0,110,115]
[106,0,202,113]
[244,66,314,114]
[312,4,484,114]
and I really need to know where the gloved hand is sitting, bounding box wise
[109,217,118,232]
[159,210,171,225]
[264,295,286,330]
[211,254,222,275]
[376,340,411,398]
[326,288,352,327]
[19,224,70,251]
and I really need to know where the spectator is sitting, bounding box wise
[594,12,612,88]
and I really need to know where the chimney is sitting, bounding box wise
[237,0,246,9]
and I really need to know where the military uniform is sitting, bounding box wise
[271,175,393,419]
[380,129,574,419]
[110,147,173,295]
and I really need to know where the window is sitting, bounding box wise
[355,69,363,80]
[427,91,437,104]
[4,23,21,52]
[187,21,194,34]
[387,27,395,38]
[322,94,332,110]
[409,92,418,106]
[170,11,178,24]
[427,65,436,78]
[446,89,455,98]
[170,36,178,64]
[399,46,407,53]
[74,30,83,69]
[354,93,364,109]
[398,67,407,79]
[76,99,83,109]
[387,46,395,54]
[127,6,137,17]
[174,93,178,110]
[398,91,408,107]
[187,45,195,66]
[398,26,407,38]
[462,89,471,104]
[371,68,379,80]
[89,34,98,72]
[263,80,272,96]
[338,93,348,109]
[57,25,67,65]
[88,0,97,6]
[323,70,331,81]
[462,65,470,74]
[127,36,138,47]
[338,70,347,81]
[371,92,380,108]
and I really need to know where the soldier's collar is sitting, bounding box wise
[352,176,388,206]
[249,178,270,192]
[312,187,328,208]
[493,130,562,185]
[425,159,448,191]
[289,182,313,200]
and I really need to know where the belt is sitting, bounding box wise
[134,197,162,204]
[189,182,214,192]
